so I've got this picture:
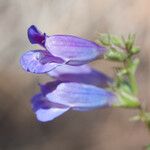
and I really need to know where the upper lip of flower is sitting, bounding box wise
[20,25,107,74]
[27,25,46,47]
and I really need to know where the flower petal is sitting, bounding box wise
[72,107,95,111]
[32,93,69,122]
[28,25,45,46]
[31,93,52,111]
[46,82,116,109]
[45,35,106,65]
[48,65,112,87]
[39,80,61,96]
[20,50,64,74]
[35,107,69,122]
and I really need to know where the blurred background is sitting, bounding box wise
[0,0,150,150]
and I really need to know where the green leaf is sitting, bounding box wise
[97,34,111,46]
[130,47,140,54]
[125,34,136,50]
[105,49,127,61]
[110,35,124,47]
[113,89,140,108]
[119,81,132,94]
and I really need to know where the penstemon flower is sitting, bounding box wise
[32,81,116,122]
[20,25,117,122]
[20,25,106,74]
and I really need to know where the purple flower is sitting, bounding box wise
[32,81,116,122]
[48,64,112,87]
[20,25,107,74]
[20,25,116,122]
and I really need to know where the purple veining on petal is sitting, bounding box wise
[45,35,107,65]
[28,25,46,46]
[46,82,116,109]
[48,65,112,87]
[20,50,64,74]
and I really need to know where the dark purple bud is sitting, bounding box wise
[28,25,46,46]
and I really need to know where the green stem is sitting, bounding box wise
[125,58,139,95]
[128,72,138,95]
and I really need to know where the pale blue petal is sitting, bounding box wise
[20,50,64,74]
[35,107,69,122]
[46,82,116,109]
[32,92,69,122]
[72,107,95,112]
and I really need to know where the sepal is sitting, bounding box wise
[113,89,140,108]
